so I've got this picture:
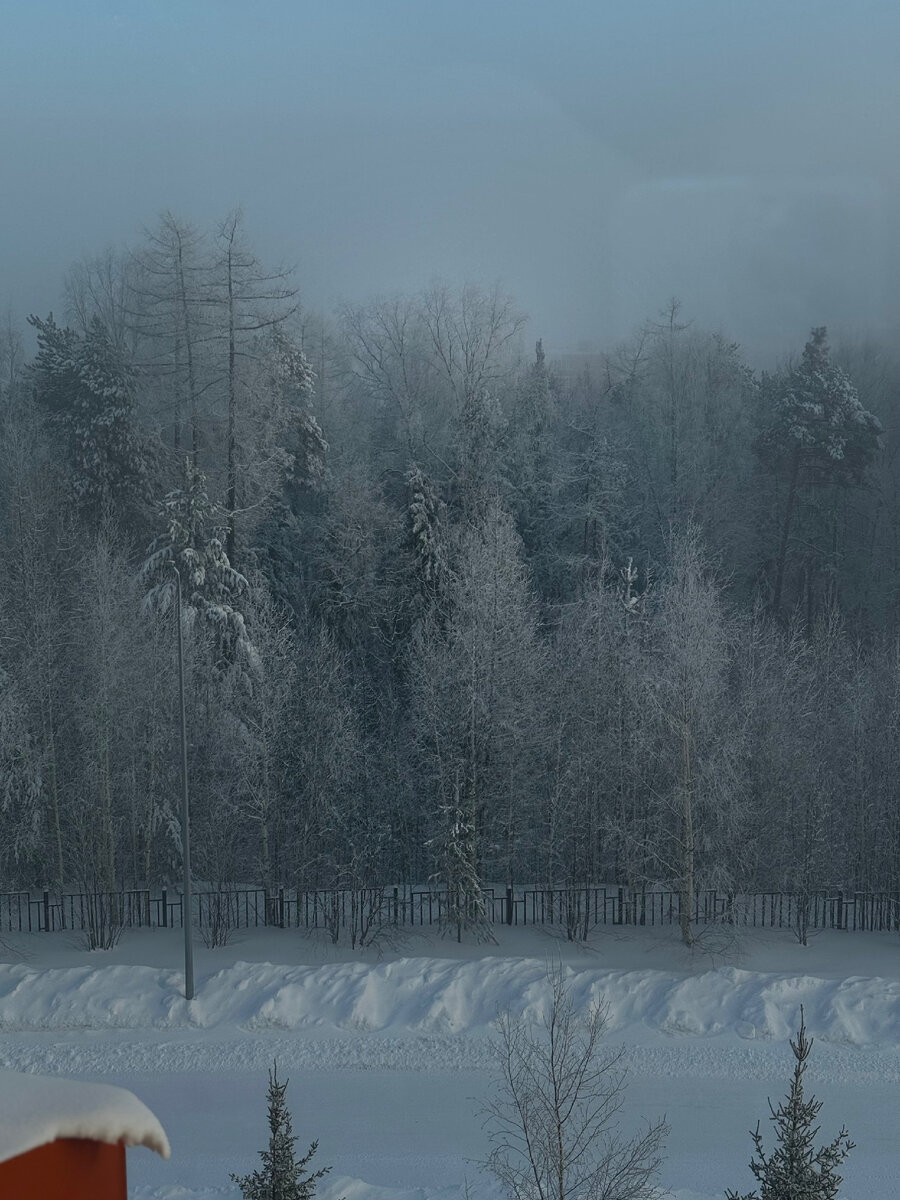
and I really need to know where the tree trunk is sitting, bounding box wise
[172,334,182,452]
[174,239,200,469]
[773,446,802,616]
[226,239,237,564]
[47,708,64,891]
[98,718,115,891]
[679,719,695,947]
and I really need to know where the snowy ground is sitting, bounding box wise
[1,922,898,1199]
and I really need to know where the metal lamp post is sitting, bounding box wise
[171,561,194,1001]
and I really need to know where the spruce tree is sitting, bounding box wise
[405,463,446,602]
[231,1062,331,1200]
[431,774,491,943]
[755,326,881,615]
[726,1008,854,1200]
[141,460,254,672]
[28,312,154,528]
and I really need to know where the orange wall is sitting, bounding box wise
[0,1138,126,1200]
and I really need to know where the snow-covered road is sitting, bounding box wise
[1,925,897,1198]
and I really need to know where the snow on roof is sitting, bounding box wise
[0,1070,170,1165]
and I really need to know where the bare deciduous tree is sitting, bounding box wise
[132,212,213,461]
[214,209,300,564]
[63,246,137,353]
[481,964,668,1200]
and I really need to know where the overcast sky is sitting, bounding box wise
[4,0,900,361]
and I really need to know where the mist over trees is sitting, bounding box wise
[2,212,900,937]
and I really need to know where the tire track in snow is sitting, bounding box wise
[3,1032,900,1087]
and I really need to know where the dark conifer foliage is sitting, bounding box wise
[755,327,881,616]
[28,313,155,530]
[231,1062,332,1200]
[142,462,253,672]
[726,1009,854,1200]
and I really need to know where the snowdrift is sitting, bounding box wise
[1,953,898,1049]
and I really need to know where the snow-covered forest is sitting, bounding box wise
[1,212,899,922]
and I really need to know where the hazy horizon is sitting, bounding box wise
[5,1,900,363]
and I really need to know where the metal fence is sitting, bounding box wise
[2,884,899,938]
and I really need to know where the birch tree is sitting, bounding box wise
[482,964,668,1200]
[0,670,43,885]
[642,529,741,946]
[410,497,546,904]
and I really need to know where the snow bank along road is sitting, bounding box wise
[0,926,897,1199]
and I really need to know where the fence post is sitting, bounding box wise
[506,885,513,926]
[161,888,168,927]
[278,887,285,929]
[43,889,50,932]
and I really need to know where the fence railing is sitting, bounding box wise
[2,884,900,939]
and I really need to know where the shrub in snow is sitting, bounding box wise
[78,891,125,952]
[231,1061,332,1200]
[726,1006,854,1200]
